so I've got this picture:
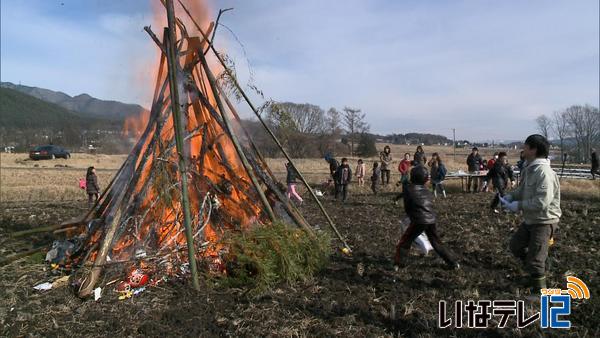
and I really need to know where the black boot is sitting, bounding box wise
[529,275,547,293]
[448,261,460,270]
[516,275,546,292]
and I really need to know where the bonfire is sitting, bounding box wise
[40,0,349,299]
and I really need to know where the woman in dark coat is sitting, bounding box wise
[591,149,599,180]
[86,166,100,207]
[413,145,426,166]
[379,145,393,185]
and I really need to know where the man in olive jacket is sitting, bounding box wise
[502,134,561,291]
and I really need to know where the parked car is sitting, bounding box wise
[29,145,71,160]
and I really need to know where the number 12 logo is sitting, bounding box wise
[540,295,571,329]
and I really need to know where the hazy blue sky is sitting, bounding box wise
[1,0,598,141]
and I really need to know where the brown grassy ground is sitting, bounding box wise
[267,144,521,173]
[0,153,122,202]
[2,152,598,202]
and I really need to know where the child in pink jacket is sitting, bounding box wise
[356,159,366,187]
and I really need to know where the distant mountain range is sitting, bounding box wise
[0,81,146,120]
[0,87,120,130]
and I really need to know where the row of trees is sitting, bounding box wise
[536,104,600,163]
[380,133,453,146]
[256,102,376,158]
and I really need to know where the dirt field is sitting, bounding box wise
[1,153,599,337]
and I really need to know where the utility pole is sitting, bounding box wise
[452,128,456,163]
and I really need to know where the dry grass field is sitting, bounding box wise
[2,145,598,203]
[268,144,522,173]
[0,153,124,202]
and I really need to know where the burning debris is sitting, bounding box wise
[49,0,323,298]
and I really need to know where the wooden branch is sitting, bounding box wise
[204,8,234,54]
[10,222,78,238]
[144,26,167,55]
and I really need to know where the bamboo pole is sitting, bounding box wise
[177,2,350,252]
[10,222,82,238]
[165,0,200,291]
[196,46,276,223]
[0,246,46,266]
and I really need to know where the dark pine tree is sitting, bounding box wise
[356,133,378,157]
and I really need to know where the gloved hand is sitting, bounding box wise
[505,201,519,213]
[511,181,516,188]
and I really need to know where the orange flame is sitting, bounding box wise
[105,0,264,277]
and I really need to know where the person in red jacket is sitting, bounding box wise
[483,153,499,192]
[487,153,498,171]
[398,153,411,184]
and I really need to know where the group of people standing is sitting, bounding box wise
[378,145,449,198]
[313,135,561,292]
[318,145,451,202]
[318,146,447,201]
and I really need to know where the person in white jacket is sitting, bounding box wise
[502,134,561,291]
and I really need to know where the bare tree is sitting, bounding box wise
[565,105,587,162]
[342,107,369,156]
[536,115,552,139]
[265,102,327,157]
[326,108,342,135]
[552,110,570,159]
[267,102,325,134]
[593,107,600,148]
[583,105,600,160]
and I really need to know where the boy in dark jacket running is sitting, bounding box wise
[488,152,515,212]
[334,158,352,201]
[394,166,459,270]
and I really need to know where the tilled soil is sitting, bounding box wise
[1,188,599,337]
